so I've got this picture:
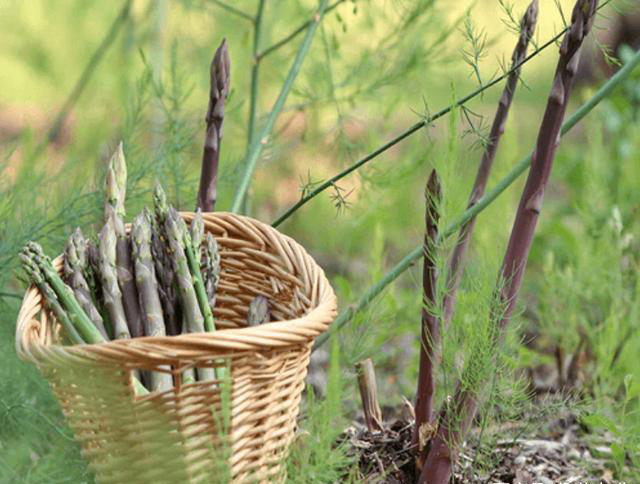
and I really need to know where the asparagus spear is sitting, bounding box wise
[23,243,106,344]
[86,238,113,339]
[98,216,131,340]
[152,183,180,336]
[105,143,143,338]
[164,208,208,383]
[190,208,205,263]
[442,0,539,327]
[420,3,598,483]
[131,210,173,392]
[21,242,148,396]
[105,142,127,218]
[414,169,442,470]
[164,207,205,334]
[180,212,216,334]
[20,251,84,345]
[196,39,230,212]
[202,232,221,309]
[63,228,108,339]
[247,295,270,326]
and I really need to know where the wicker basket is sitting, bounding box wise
[15,212,337,484]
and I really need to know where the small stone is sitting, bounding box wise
[567,448,580,460]
[514,454,527,466]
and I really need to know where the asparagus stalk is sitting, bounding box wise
[413,170,442,470]
[247,295,269,326]
[152,183,180,336]
[196,39,230,212]
[22,242,148,396]
[63,228,108,339]
[202,232,221,309]
[181,216,215,333]
[85,239,102,306]
[20,251,84,345]
[86,238,113,339]
[442,0,539,326]
[98,216,131,340]
[165,208,211,383]
[132,210,166,338]
[131,210,173,392]
[105,143,143,338]
[104,142,127,218]
[23,243,106,344]
[190,208,205,263]
[419,3,598,483]
[164,208,206,334]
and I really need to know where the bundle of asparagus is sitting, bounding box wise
[19,142,272,393]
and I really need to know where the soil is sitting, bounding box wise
[339,403,622,484]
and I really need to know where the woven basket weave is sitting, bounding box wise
[15,212,337,484]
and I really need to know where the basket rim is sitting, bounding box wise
[15,212,337,365]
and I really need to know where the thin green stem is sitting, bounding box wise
[231,0,329,213]
[312,47,640,351]
[272,0,616,228]
[256,0,347,61]
[210,0,253,22]
[184,241,215,333]
[247,0,267,147]
[0,291,22,300]
[241,0,267,215]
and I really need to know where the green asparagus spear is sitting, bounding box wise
[165,208,217,382]
[98,216,131,340]
[104,141,127,218]
[164,208,205,334]
[202,233,221,310]
[24,242,105,344]
[22,242,148,395]
[132,210,166,337]
[247,295,270,326]
[86,239,113,339]
[179,212,215,333]
[20,251,84,345]
[132,210,173,392]
[153,182,170,223]
[190,208,205,265]
[104,143,143,338]
[149,214,180,337]
[63,228,108,339]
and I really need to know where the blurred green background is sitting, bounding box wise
[1,0,639,482]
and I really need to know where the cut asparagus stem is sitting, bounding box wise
[98,216,131,340]
[152,183,180,336]
[196,39,230,212]
[63,228,108,339]
[442,0,539,327]
[105,143,143,338]
[131,210,173,392]
[356,359,383,433]
[247,295,269,326]
[420,3,598,483]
